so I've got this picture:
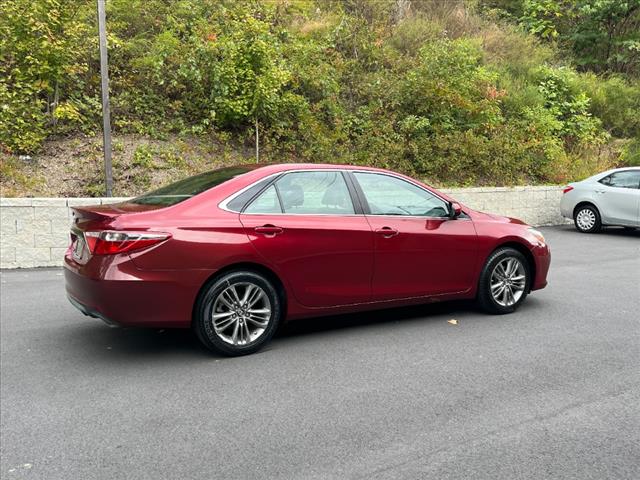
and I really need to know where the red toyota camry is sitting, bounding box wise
[64,164,550,356]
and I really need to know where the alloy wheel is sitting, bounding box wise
[211,282,272,345]
[490,257,526,307]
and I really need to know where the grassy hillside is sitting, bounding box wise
[1,0,639,197]
[0,134,249,197]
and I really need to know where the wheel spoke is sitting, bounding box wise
[241,284,255,306]
[496,263,507,278]
[229,284,242,304]
[239,322,246,344]
[219,291,235,308]
[231,321,240,344]
[247,317,269,328]
[213,311,233,320]
[507,286,515,305]
[214,316,236,332]
[502,260,510,277]
[247,289,264,308]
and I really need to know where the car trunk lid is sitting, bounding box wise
[69,202,167,264]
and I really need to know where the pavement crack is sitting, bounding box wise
[358,384,640,480]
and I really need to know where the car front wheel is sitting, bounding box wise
[194,271,282,356]
[477,248,531,314]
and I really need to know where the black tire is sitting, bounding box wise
[477,247,531,314]
[573,204,602,233]
[193,271,282,356]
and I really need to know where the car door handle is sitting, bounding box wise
[254,225,283,236]
[375,227,399,238]
[595,190,606,194]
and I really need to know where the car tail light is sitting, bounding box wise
[562,186,574,194]
[84,231,170,255]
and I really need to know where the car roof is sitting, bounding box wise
[582,165,640,182]
[598,166,640,174]
[247,163,391,175]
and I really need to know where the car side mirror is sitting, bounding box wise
[449,202,462,218]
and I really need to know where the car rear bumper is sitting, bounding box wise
[67,293,120,327]
[63,252,213,328]
[559,192,576,219]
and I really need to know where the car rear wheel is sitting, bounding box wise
[477,248,530,314]
[194,271,281,356]
[574,205,601,233]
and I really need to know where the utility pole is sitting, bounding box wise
[255,116,259,163]
[97,0,113,196]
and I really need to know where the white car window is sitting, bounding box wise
[599,171,640,189]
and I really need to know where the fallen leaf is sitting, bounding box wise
[447,319,458,325]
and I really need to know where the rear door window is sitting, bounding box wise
[243,171,355,215]
[599,171,640,189]
[244,185,282,214]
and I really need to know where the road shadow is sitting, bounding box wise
[276,299,475,339]
[63,299,478,359]
[65,321,206,359]
[548,224,640,238]
[598,226,640,237]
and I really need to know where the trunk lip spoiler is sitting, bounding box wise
[71,205,123,225]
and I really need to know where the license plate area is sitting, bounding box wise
[72,235,86,261]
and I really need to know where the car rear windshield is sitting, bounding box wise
[129,166,254,206]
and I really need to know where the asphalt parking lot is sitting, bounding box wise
[1,225,639,480]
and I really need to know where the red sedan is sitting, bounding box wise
[64,164,550,356]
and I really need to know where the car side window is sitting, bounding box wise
[244,185,282,214]
[353,172,449,217]
[274,171,355,215]
[243,171,355,215]
[599,171,640,189]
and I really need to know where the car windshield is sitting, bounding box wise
[129,166,254,206]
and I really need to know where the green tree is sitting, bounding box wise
[517,0,640,76]
[570,0,640,75]
[0,0,90,153]
[206,14,292,162]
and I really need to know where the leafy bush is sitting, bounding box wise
[1,0,639,188]
[620,138,640,166]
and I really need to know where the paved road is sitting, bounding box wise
[1,226,639,480]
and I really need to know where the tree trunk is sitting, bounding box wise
[52,80,59,127]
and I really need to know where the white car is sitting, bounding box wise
[560,167,640,233]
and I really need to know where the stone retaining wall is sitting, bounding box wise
[0,187,568,269]
[441,186,569,227]
[0,197,128,269]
